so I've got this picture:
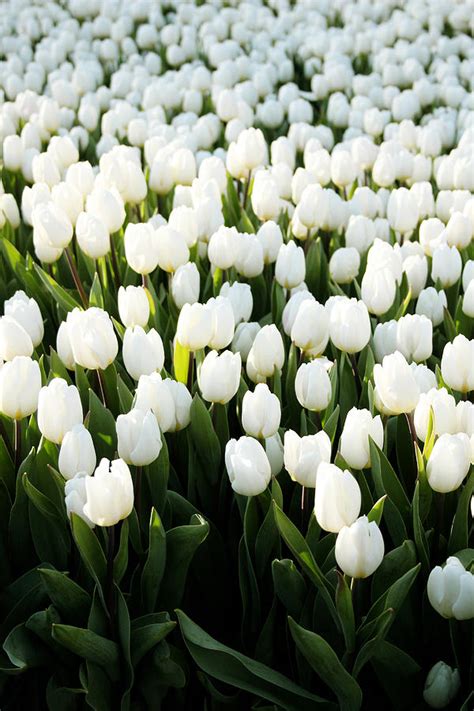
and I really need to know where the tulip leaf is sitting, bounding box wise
[367,495,386,526]
[173,340,189,384]
[87,389,117,460]
[288,617,362,711]
[113,519,129,584]
[412,481,430,573]
[272,559,307,619]
[176,610,333,710]
[189,395,221,480]
[371,540,417,602]
[130,621,176,667]
[335,573,355,654]
[369,438,411,522]
[362,563,420,634]
[352,608,395,679]
[51,624,119,679]
[38,568,91,624]
[448,471,474,556]
[33,262,82,312]
[141,508,167,613]
[323,404,340,444]
[89,273,104,309]
[70,513,107,590]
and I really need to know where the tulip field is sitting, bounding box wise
[1,0,474,708]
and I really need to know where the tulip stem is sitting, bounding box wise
[405,413,418,474]
[109,236,121,290]
[135,466,142,523]
[142,274,148,289]
[349,353,362,400]
[97,370,107,407]
[65,248,88,308]
[106,525,116,630]
[14,419,21,471]
[242,170,252,210]
[187,352,194,393]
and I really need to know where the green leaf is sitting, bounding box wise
[141,508,167,613]
[158,514,209,610]
[352,608,394,678]
[113,519,129,584]
[367,495,386,526]
[89,273,104,309]
[173,340,190,384]
[448,471,474,555]
[362,564,420,633]
[3,623,51,670]
[189,395,221,481]
[412,481,430,573]
[323,405,340,444]
[288,617,362,711]
[131,621,176,666]
[272,559,307,619]
[177,610,333,710]
[371,540,417,602]
[38,568,91,624]
[34,262,82,312]
[273,503,339,629]
[336,573,355,653]
[87,389,117,460]
[369,438,410,522]
[52,625,119,679]
[71,513,107,590]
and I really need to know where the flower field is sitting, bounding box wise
[0,0,473,708]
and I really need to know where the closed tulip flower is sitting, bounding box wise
[242,384,281,439]
[32,201,73,249]
[118,286,149,328]
[135,373,192,433]
[345,215,376,255]
[256,221,283,264]
[198,350,241,404]
[124,223,159,275]
[246,325,285,383]
[403,254,428,298]
[0,315,34,361]
[361,267,396,316]
[329,247,360,284]
[168,206,198,248]
[373,352,420,414]
[235,233,264,279]
[75,212,110,259]
[414,388,457,442]
[155,225,190,273]
[416,287,447,327]
[396,314,433,362]
[220,282,253,325]
[340,408,384,469]
[171,263,200,309]
[207,296,235,350]
[335,516,385,578]
[291,300,329,356]
[283,430,331,488]
[411,363,440,397]
[59,424,97,480]
[67,308,118,371]
[83,458,134,527]
[225,436,271,496]
[4,291,43,347]
[231,322,261,362]
[432,244,462,288]
[275,241,305,289]
[295,360,332,412]
[423,662,460,710]
[86,187,125,235]
[0,355,41,420]
[387,186,419,235]
[463,280,474,318]
[208,226,240,270]
[123,326,164,381]
[117,408,162,466]
[455,400,474,437]
[426,433,471,493]
[314,463,361,533]
[176,302,213,351]
[37,378,83,444]
[65,473,95,528]
[328,298,371,354]
[283,291,315,336]
[265,433,284,477]
[441,335,474,393]
[427,556,474,620]
[373,321,398,363]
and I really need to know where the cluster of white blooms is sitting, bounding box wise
[0,0,473,659]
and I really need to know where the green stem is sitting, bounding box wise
[65,248,88,308]
[14,419,21,471]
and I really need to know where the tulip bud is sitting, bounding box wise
[256,221,283,264]
[335,516,385,578]
[4,291,44,347]
[231,322,261,362]
[32,201,73,249]
[64,473,94,527]
[423,662,460,709]
[265,433,284,476]
[373,352,420,415]
[246,325,285,383]
[117,408,162,466]
[176,302,213,351]
[155,225,190,273]
[414,388,457,442]
[208,226,240,270]
[135,373,191,433]
[124,223,159,275]
[314,463,361,533]
[441,335,474,393]
[373,321,398,363]
[416,287,447,327]
[283,291,315,336]
[432,244,462,288]
[207,296,235,350]
[0,315,34,361]
[235,233,264,279]
[328,297,371,354]
[403,254,428,298]
[118,286,150,328]
[168,206,198,247]
[340,408,384,469]
[37,378,83,444]
[427,556,474,620]
[345,215,376,254]
[291,300,329,356]
[456,400,474,437]
[411,363,437,394]
[171,263,200,309]
[387,187,419,235]
[295,359,332,412]
[426,433,471,493]
[198,350,241,404]
[283,429,331,487]
[86,187,125,234]
[0,355,41,420]
[329,247,360,284]
[122,326,164,381]
[275,241,305,289]
[59,424,97,480]
[225,436,271,496]
[463,280,474,318]
[67,308,118,371]
[242,384,281,439]
[83,458,134,527]
[361,267,397,316]
[396,314,433,363]
[75,212,110,259]
[220,282,253,324]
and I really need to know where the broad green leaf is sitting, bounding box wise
[412,481,430,572]
[130,621,176,666]
[141,508,167,613]
[87,389,117,460]
[272,559,307,619]
[288,617,362,711]
[52,625,119,679]
[189,395,221,480]
[335,573,355,653]
[34,262,81,312]
[448,471,474,555]
[173,340,189,384]
[38,568,91,624]
[367,495,386,526]
[71,513,107,589]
